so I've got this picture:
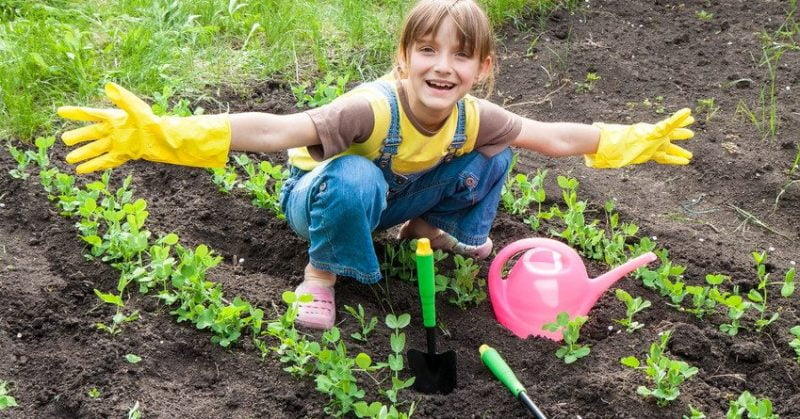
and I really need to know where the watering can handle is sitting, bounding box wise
[489,238,562,285]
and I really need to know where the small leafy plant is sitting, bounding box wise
[695,97,719,121]
[445,254,487,309]
[726,391,777,419]
[87,387,101,399]
[208,165,239,194]
[234,154,289,219]
[576,72,601,93]
[0,381,17,410]
[382,313,415,403]
[789,325,800,363]
[542,312,591,364]
[695,10,714,21]
[344,304,378,343]
[7,145,32,179]
[614,289,651,332]
[621,331,698,406]
[684,404,706,419]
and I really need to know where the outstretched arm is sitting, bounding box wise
[511,119,600,157]
[510,110,695,168]
[230,112,319,153]
[59,83,321,174]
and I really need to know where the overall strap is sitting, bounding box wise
[443,99,467,162]
[370,81,402,169]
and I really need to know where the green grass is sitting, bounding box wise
[1,0,569,142]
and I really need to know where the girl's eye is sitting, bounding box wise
[420,46,435,53]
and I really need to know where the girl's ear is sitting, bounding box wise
[477,55,493,82]
[396,52,409,77]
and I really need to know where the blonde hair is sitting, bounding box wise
[394,0,496,95]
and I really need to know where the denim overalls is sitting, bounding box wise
[280,81,512,283]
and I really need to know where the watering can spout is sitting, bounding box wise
[591,252,658,292]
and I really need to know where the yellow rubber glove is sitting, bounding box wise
[584,108,695,168]
[58,82,231,174]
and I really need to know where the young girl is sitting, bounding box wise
[58,0,695,330]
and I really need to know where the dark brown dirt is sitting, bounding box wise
[2,0,799,417]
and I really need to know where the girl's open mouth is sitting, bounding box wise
[426,80,456,90]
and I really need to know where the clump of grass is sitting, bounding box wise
[2,0,564,142]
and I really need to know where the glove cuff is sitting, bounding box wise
[157,114,232,168]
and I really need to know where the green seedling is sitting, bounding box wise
[789,325,800,363]
[266,291,319,377]
[552,177,640,266]
[684,404,706,419]
[621,331,698,406]
[695,10,714,21]
[501,169,548,217]
[7,145,32,179]
[0,381,17,410]
[383,313,415,403]
[446,254,487,309]
[726,391,777,419]
[94,285,140,335]
[543,312,591,364]
[695,98,719,122]
[208,166,239,194]
[87,387,101,399]
[235,154,288,219]
[353,401,416,419]
[315,327,369,416]
[344,304,378,343]
[775,144,799,207]
[642,96,666,114]
[681,274,726,319]
[717,292,749,336]
[614,289,651,332]
[748,251,779,331]
[128,401,141,419]
[576,72,601,93]
[125,354,142,364]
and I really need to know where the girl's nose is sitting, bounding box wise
[433,55,452,73]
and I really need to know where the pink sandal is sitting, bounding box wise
[434,232,494,260]
[294,283,336,330]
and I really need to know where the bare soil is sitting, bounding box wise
[2,0,799,417]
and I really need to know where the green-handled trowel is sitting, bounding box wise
[407,238,457,394]
[480,344,547,418]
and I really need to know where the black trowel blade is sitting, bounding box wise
[407,348,457,394]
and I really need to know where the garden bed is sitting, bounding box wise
[1,0,799,417]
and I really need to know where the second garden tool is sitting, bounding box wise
[407,238,457,394]
[480,344,547,419]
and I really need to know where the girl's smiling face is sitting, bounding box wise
[400,16,492,130]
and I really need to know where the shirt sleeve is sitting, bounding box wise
[304,95,375,161]
[474,98,523,158]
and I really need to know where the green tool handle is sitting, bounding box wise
[480,345,547,419]
[479,344,525,396]
[416,239,436,328]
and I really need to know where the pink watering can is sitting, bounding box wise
[488,238,657,341]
